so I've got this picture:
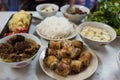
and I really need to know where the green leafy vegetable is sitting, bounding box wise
[87,0,120,36]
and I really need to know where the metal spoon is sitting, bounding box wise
[67,0,75,14]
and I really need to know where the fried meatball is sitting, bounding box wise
[44,56,59,70]
[70,60,83,73]
[79,51,92,67]
[54,61,70,76]
[48,40,61,49]
[71,40,83,49]
[60,39,71,48]
[61,58,72,65]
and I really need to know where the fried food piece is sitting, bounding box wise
[46,48,58,56]
[71,48,82,59]
[48,40,61,49]
[60,39,71,48]
[54,61,70,76]
[44,56,59,70]
[71,40,83,49]
[59,47,81,59]
[79,51,92,67]
[46,48,61,59]
[61,58,72,65]
[70,60,83,73]
[46,48,62,60]
[59,47,71,58]
[60,40,83,49]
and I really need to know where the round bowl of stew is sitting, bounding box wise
[60,4,90,24]
[0,33,41,68]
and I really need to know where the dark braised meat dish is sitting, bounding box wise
[0,35,40,62]
[43,40,92,77]
[67,7,87,15]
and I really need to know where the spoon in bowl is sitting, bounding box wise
[67,0,75,14]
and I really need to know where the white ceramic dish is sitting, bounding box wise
[36,24,78,41]
[36,3,59,19]
[78,22,117,47]
[39,45,98,80]
[60,4,90,24]
[0,33,42,68]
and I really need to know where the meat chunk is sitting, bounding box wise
[0,43,13,53]
[14,41,31,51]
[7,35,25,45]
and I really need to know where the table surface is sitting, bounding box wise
[0,11,120,80]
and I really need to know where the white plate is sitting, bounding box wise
[39,45,98,80]
[36,24,78,41]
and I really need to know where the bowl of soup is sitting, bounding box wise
[78,22,116,47]
[0,33,41,68]
[36,3,59,18]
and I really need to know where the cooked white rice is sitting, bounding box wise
[37,16,75,39]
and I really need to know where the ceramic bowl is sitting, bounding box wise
[60,4,90,24]
[78,22,117,47]
[36,3,59,18]
[0,33,41,68]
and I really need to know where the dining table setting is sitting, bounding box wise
[0,2,120,80]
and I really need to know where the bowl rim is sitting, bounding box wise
[77,21,117,43]
[36,3,59,13]
[0,33,41,64]
[60,4,90,15]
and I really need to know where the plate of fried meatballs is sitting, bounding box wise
[39,39,98,80]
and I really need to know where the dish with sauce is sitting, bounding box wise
[80,26,111,42]
[78,22,116,47]
[0,35,40,62]
[41,6,55,12]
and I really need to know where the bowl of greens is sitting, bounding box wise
[87,0,120,36]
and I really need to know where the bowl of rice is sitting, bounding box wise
[36,16,77,40]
